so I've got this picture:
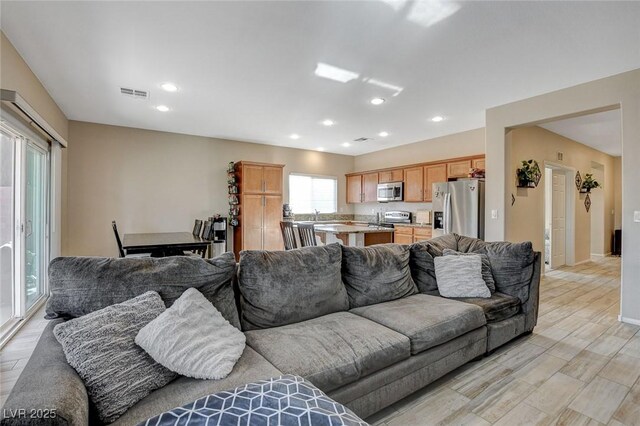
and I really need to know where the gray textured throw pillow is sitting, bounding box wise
[238,243,349,330]
[443,249,496,293]
[136,288,246,380]
[46,253,240,329]
[341,244,418,308]
[434,255,490,298]
[53,291,177,423]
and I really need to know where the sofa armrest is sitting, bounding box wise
[1,320,89,426]
[522,252,542,332]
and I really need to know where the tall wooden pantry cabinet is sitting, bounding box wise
[233,161,284,259]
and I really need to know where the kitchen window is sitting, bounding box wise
[288,174,337,214]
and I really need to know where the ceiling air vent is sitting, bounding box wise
[120,87,149,100]
[353,137,371,142]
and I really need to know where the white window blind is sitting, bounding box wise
[289,174,337,214]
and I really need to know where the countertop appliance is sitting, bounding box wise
[432,179,485,239]
[377,182,403,202]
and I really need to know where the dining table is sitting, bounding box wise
[122,232,210,257]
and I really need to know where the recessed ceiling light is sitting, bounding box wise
[431,116,444,122]
[322,119,335,127]
[161,82,178,92]
[314,62,359,83]
[378,131,389,137]
[342,142,351,147]
[370,97,385,105]
[317,147,325,151]
[290,134,300,140]
[156,105,170,112]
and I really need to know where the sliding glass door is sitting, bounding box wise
[0,130,15,332]
[25,143,47,310]
[0,121,49,342]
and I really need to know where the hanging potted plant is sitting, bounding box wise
[580,173,601,193]
[516,160,541,188]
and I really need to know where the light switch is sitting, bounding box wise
[491,209,499,219]
[634,211,640,222]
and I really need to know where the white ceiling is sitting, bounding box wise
[540,109,622,157]
[1,1,639,155]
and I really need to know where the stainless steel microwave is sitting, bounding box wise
[377,182,403,202]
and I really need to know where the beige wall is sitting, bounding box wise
[507,126,617,263]
[0,31,68,140]
[65,121,355,257]
[486,68,640,324]
[352,128,485,216]
[354,128,485,172]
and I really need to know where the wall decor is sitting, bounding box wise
[511,194,516,206]
[584,193,591,212]
[580,173,601,193]
[516,159,541,188]
[227,162,239,227]
[575,171,582,190]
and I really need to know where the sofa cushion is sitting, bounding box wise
[237,243,349,331]
[472,241,536,304]
[350,294,486,355]
[409,234,459,294]
[135,288,246,380]
[341,244,418,308]
[53,292,177,423]
[46,252,240,329]
[443,249,496,293]
[111,347,282,426]
[450,292,521,323]
[434,255,491,298]
[244,312,410,392]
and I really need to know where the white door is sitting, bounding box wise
[551,171,566,268]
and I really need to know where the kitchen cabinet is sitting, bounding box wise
[472,158,486,170]
[347,175,363,204]
[379,169,403,183]
[363,173,378,203]
[394,225,433,244]
[423,164,447,202]
[448,160,472,178]
[404,167,424,202]
[346,173,378,203]
[233,161,284,259]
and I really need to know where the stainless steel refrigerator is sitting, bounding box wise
[432,179,485,239]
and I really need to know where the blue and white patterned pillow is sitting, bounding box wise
[138,375,369,426]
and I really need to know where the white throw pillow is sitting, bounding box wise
[135,288,246,380]
[434,254,491,298]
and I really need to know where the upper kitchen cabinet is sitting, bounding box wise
[447,159,472,178]
[472,158,485,170]
[404,166,424,202]
[346,173,378,203]
[237,161,284,194]
[347,174,363,203]
[424,164,447,202]
[378,169,403,183]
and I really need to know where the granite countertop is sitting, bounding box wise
[349,221,432,228]
[313,224,394,234]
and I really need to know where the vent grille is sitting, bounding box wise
[120,87,149,100]
[353,137,371,142]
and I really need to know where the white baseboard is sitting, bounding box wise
[590,252,612,260]
[619,315,640,326]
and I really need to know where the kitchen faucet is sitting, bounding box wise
[314,209,320,221]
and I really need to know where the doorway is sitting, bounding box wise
[544,164,574,270]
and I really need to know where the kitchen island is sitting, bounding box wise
[313,224,394,247]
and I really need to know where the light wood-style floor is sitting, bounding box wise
[1,257,638,425]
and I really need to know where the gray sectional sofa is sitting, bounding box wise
[1,234,541,426]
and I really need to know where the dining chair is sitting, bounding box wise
[298,223,318,248]
[112,221,150,258]
[280,221,297,250]
[201,220,213,240]
[192,219,203,237]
